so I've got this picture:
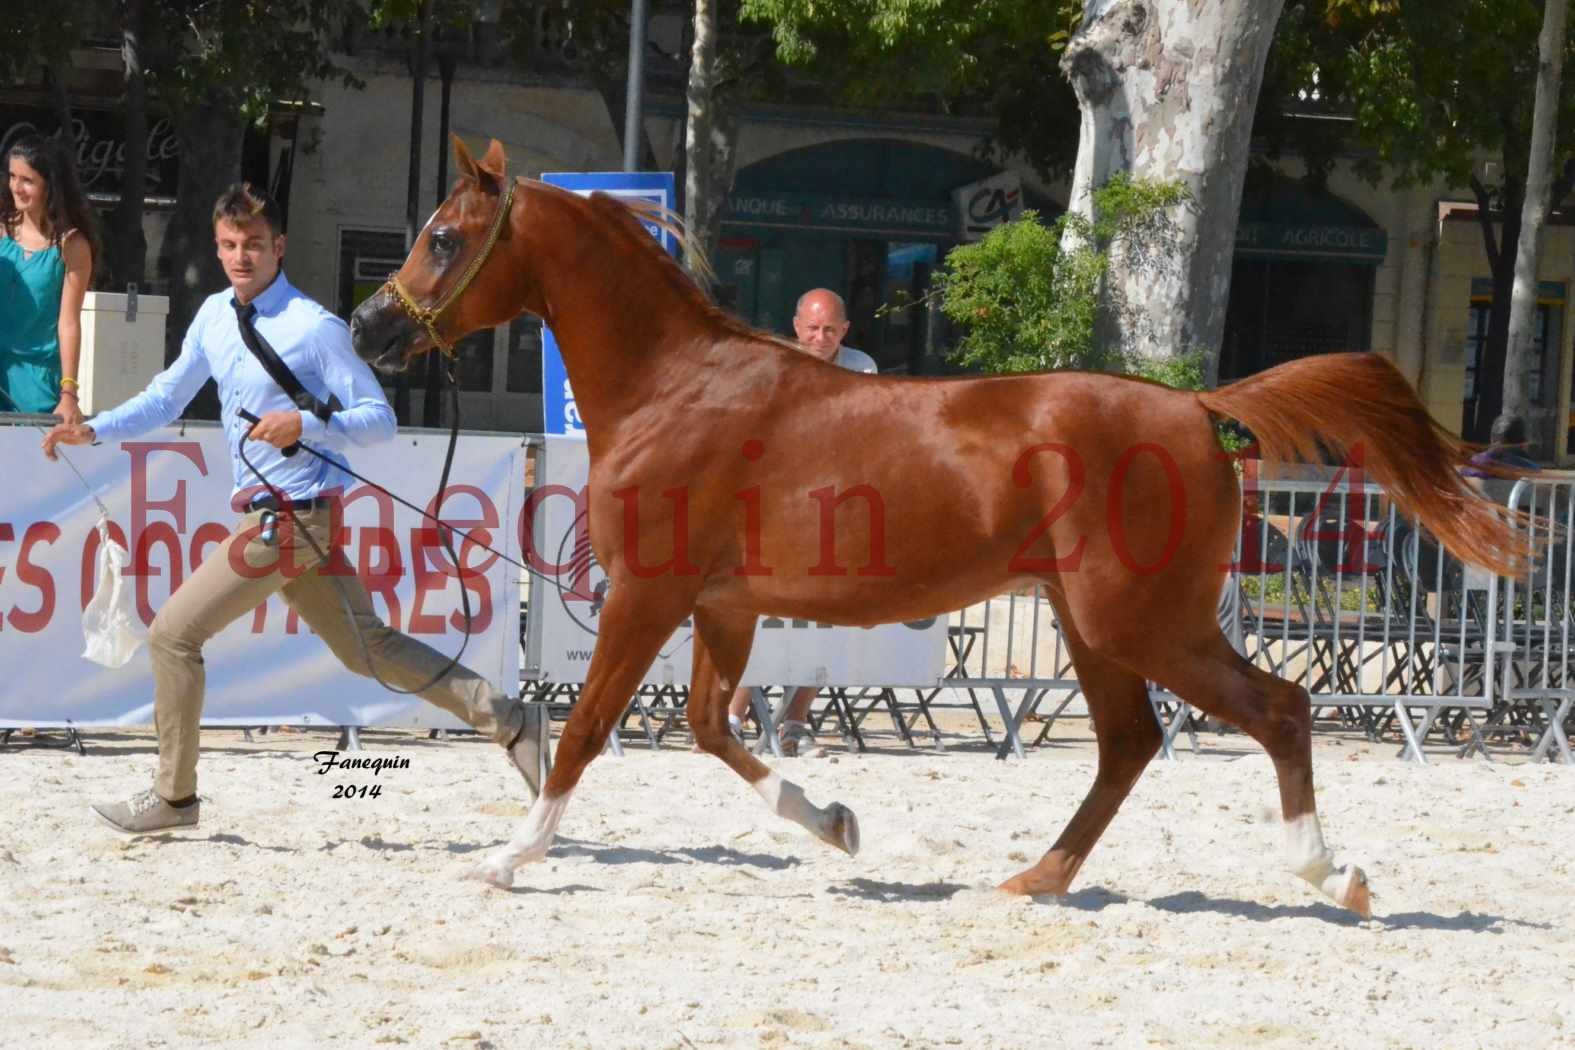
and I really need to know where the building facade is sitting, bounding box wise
[1231,156,1575,461]
[6,48,1573,461]
[275,56,1060,429]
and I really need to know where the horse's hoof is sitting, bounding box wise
[998,864,1071,898]
[998,873,1032,896]
[824,803,860,856]
[998,873,1053,897]
[467,856,516,889]
[1338,865,1372,919]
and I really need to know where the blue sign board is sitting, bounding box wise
[540,171,677,438]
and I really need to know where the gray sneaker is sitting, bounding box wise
[91,789,200,835]
[507,704,552,803]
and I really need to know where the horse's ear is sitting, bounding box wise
[476,138,508,192]
[452,134,479,180]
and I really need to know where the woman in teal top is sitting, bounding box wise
[0,134,95,423]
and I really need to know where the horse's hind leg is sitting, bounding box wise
[1144,633,1372,918]
[687,607,858,854]
[470,585,692,888]
[1000,634,1159,896]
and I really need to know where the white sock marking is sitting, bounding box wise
[1284,812,1355,900]
[477,788,573,886]
[753,771,826,836]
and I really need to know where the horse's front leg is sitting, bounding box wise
[470,584,693,888]
[687,607,859,855]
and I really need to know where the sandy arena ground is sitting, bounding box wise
[2,714,1572,1049]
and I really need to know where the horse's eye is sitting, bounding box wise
[430,229,459,256]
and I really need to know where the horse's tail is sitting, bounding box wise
[1196,352,1532,577]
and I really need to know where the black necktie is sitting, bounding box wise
[232,298,343,460]
[231,297,341,427]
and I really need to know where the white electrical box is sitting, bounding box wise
[78,290,168,415]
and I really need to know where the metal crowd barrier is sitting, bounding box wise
[913,588,1082,759]
[1499,475,1574,763]
[936,468,1574,765]
[515,444,1573,765]
[939,584,1219,761]
[1230,473,1508,762]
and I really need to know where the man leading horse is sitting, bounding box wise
[44,182,550,833]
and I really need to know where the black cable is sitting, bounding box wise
[236,368,473,698]
[15,384,549,574]
[234,408,567,582]
[29,375,582,700]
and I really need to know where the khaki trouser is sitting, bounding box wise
[148,504,523,800]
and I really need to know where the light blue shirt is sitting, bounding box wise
[89,272,396,501]
[834,345,878,373]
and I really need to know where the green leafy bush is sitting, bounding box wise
[936,173,1190,380]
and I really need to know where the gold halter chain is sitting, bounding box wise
[384,180,516,359]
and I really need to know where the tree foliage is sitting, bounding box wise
[937,175,1189,375]
[0,4,89,86]
[739,0,1084,179]
[1277,0,1575,438]
[143,1,362,122]
[1314,0,1573,192]
[939,212,1103,373]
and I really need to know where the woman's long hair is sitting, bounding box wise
[1,133,99,259]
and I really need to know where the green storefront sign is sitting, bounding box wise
[1235,221,1388,262]
[726,192,954,237]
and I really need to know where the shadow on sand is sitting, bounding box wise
[826,877,973,903]
[134,831,301,854]
[549,837,802,871]
[818,879,1548,933]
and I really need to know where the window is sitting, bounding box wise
[507,316,543,394]
[1464,294,1560,406]
[879,242,938,374]
[448,331,496,393]
[1462,302,1491,402]
[336,228,406,318]
[1220,259,1375,382]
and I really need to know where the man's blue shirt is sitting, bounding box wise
[90,272,396,501]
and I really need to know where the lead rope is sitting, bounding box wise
[236,367,474,699]
[3,388,111,518]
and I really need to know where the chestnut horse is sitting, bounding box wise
[351,138,1527,917]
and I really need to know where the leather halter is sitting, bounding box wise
[382,180,516,359]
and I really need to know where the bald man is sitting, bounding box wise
[724,287,876,756]
[789,288,877,373]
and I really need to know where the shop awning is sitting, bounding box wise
[1235,176,1388,264]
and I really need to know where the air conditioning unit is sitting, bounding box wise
[78,290,168,415]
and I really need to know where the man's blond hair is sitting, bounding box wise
[212,182,284,237]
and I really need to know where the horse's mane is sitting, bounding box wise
[554,184,800,355]
[618,196,718,288]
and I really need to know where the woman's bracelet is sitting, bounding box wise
[60,376,80,391]
[60,388,79,400]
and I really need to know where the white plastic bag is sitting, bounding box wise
[81,514,146,668]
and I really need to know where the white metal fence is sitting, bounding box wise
[1498,475,1574,763]
[932,469,1574,764]
[515,448,1572,765]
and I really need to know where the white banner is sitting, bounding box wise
[0,422,524,728]
[528,436,946,687]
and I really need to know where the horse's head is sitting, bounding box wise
[350,136,523,374]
